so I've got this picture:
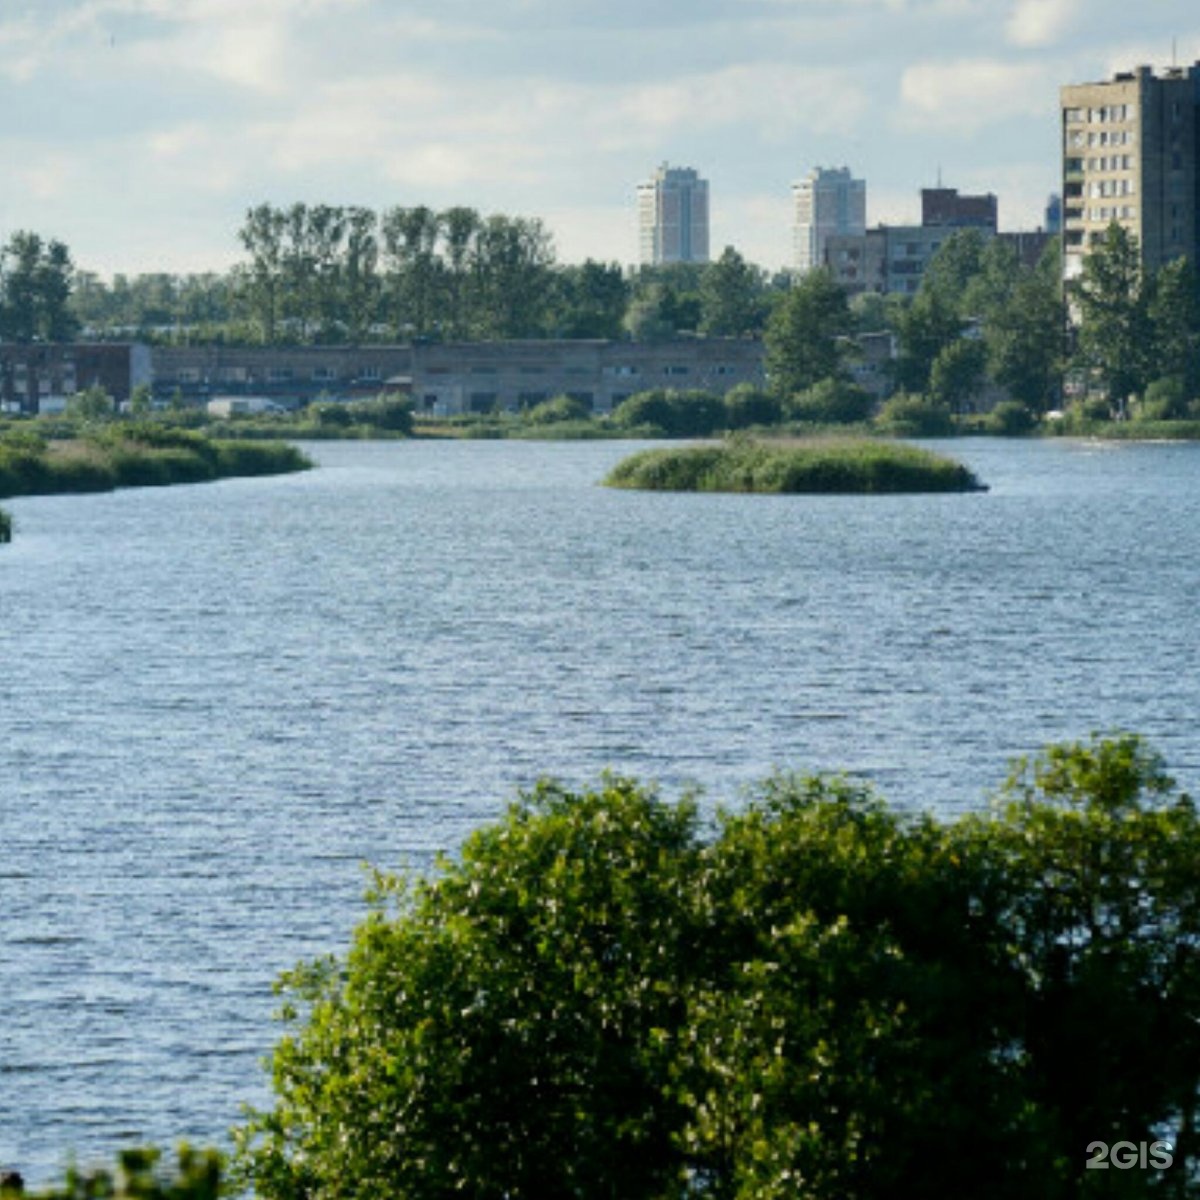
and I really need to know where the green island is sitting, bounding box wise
[604,436,984,494]
[5,735,1197,1198]
[0,425,310,509]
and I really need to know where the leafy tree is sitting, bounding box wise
[919,227,987,315]
[985,258,1065,413]
[552,260,629,340]
[699,246,764,336]
[236,736,1200,1199]
[238,204,288,343]
[928,336,987,413]
[764,269,854,398]
[891,287,963,395]
[623,283,679,342]
[1072,222,1151,412]
[470,215,556,339]
[380,205,442,338]
[1146,256,1200,403]
[66,384,115,421]
[0,232,77,342]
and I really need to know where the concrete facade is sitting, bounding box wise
[637,164,710,266]
[0,342,150,414]
[792,167,866,274]
[150,339,766,415]
[1060,63,1200,280]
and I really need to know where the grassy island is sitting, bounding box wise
[0,425,310,503]
[604,437,985,495]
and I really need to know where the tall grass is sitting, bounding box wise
[0,425,310,500]
[604,437,985,494]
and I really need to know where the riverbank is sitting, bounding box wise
[604,437,985,494]
[0,426,311,501]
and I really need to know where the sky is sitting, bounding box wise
[1,0,1199,278]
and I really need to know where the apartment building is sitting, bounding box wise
[1060,63,1200,280]
[0,343,151,414]
[792,166,867,274]
[637,164,710,266]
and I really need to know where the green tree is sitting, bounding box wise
[238,204,288,343]
[764,269,854,398]
[1146,256,1200,403]
[892,287,964,395]
[552,260,630,340]
[380,205,442,339]
[699,246,764,336]
[1072,222,1151,412]
[928,336,987,413]
[470,215,556,339]
[0,231,77,342]
[919,228,986,315]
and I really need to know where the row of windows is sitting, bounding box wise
[1065,103,1133,124]
[1068,128,1135,148]
[1089,178,1135,198]
[1087,205,1137,221]
[176,366,384,384]
[1085,154,1135,171]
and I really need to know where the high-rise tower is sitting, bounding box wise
[637,164,710,266]
[792,167,866,274]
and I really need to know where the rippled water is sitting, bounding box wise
[3,436,1200,1181]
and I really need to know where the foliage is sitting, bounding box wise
[66,385,117,423]
[985,399,1038,434]
[928,336,987,413]
[722,383,782,430]
[604,437,982,494]
[0,506,10,544]
[550,261,630,340]
[611,389,725,437]
[764,269,854,398]
[236,735,1198,1199]
[0,425,310,499]
[1137,376,1191,422]
[0,231,78,342]
[6,1146,222,1200]
[523,394,592,424]
[1071,223,1151,411]
[786,377,875,425]
[875,391,955,436]
[1146,258,1200,400]
[891,288,964,395]
[699,246,766,336]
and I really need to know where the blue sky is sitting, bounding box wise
[1,0,1198,276]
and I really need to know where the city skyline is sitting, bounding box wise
[1,1,1199,278]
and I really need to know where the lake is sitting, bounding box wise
[3,436,1199,1181]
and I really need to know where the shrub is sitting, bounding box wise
[524,394,592,424]
[8,1145,222,1199]
[986,400,1037,435]
[723,383,782,430]
[786,377,874,424]
[875,391,955,436]
[1137,375,1189,422]
[611,389,725,437]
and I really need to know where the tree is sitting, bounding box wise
[238,205,287,343]
[1146,256,1200,403]
[763,269,854,398]
[235,738,1200,1199]
[470,215,556,339]
[1072,222,1151,412]
[891,287,963,395]
[919,228,987,315]
[552,260,629,340]
[699,246,764,336]
[380,205,442,339]
[985,264,1065,413]
[928,336,987,413]
[0,232,77,343]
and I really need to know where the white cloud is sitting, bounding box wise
[1005,0,1081,47]
[898,58,1057,132]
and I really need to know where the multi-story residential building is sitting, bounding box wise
[1060,63,1200,280]
[920,186,997,231]
[792,167,866,274]
[637,164,710,266]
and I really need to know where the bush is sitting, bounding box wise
[611,388,725,437]
[6,1145,222,1199]
[786,377,875,424]
[875,391,955,436]
[1137,375,1190,422]
[723,383,782,430]
[524,394,592,424]
[986,400,1037,435]
[236,736,1200,1199]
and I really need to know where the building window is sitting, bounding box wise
[177,368,201,383]
[663,365,689,376]
[267,367,293,383]
[358,366,382,382]
[312,367,337,382]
